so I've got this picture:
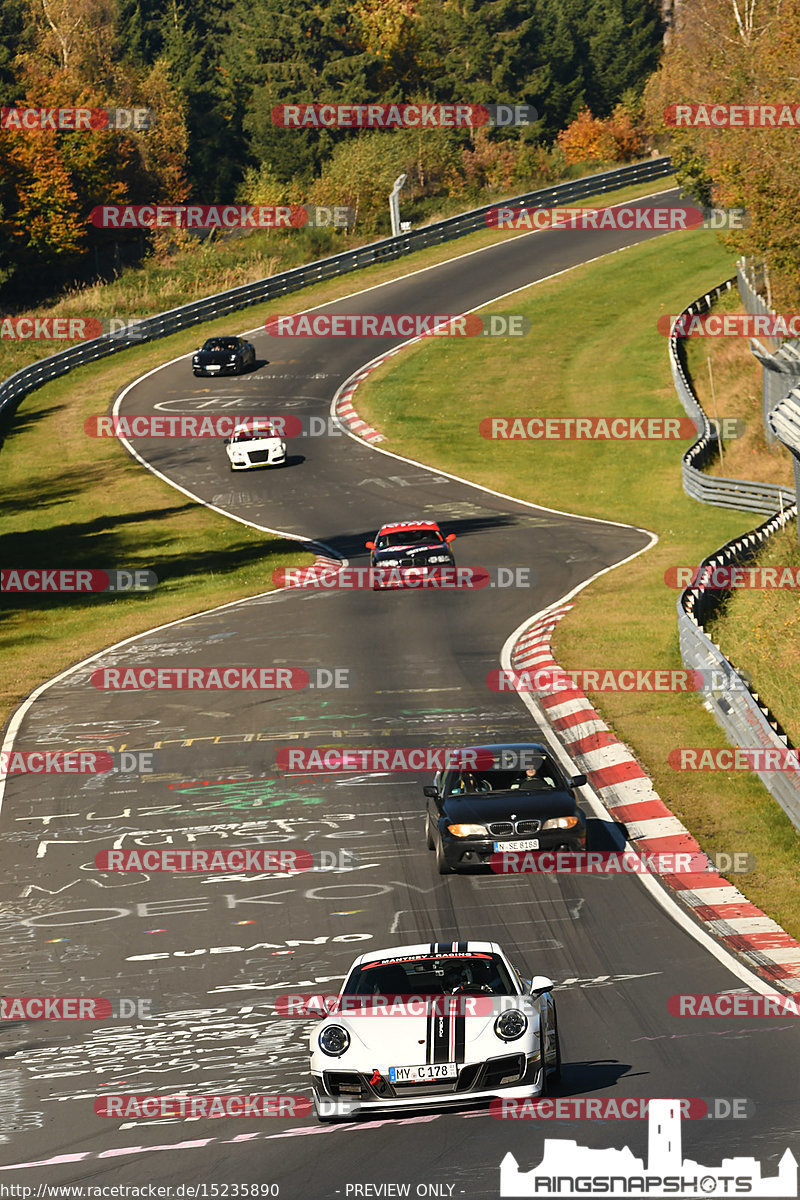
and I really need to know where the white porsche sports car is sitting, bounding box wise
[309,940,560,1121]
[224,425,286,471]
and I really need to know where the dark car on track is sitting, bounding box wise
[424,743,588,874]
[365,520,456,589]
[192,336,256,377]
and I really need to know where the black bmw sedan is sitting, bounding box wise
[423,743,588,874]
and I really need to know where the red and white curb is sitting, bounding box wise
[334,341,422,444]
[512,604,800,994]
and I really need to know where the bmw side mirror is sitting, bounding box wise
[445,533,456,543]
[529,975,554,995]
[570,773,587,788]
[423,785,438,799]
[365,541,376,550]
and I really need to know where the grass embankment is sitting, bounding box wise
[355,227,800,938]
[0,173,676,732]
[0,174,676,383]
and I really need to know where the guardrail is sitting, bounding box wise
[672,280,800,833]
[677,504,800,833]
[0,157,672,425]
[669,280,795,513]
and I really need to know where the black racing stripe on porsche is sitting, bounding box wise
[457,941,467,954]
[452,1003,466,1064]
[427,1005,451,1064]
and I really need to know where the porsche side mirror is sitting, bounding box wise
[529,975,554,995]
[365,541,376,550]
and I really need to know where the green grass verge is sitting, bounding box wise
[355,226,800,940]
[0,174,677,733]
[0,174,676,383]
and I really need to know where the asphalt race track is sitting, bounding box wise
[2,189,799,1197]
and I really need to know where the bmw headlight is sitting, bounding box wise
[494,1010,528,1041]
[378,558,400,566]
[427,555,451,564]
[318,1025,350,1056]
[446,823,488,837]
[542,816,579,830]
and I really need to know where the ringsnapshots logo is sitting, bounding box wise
[485,204,747,232]
[89,204,354,229]
[1,568,157,593]
[271,102,538,129]
[1,107,154,131]
[265,313,529,338]
[498,1098,797,1197]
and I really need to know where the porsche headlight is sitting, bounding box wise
[542,816,579,830]
[494,1010,528,1041]
[318,1025,350,1056]
[447,823,488,837]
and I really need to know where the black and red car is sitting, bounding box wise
[365,520,456,588]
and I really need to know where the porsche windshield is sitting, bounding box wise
[344,953,517,996]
